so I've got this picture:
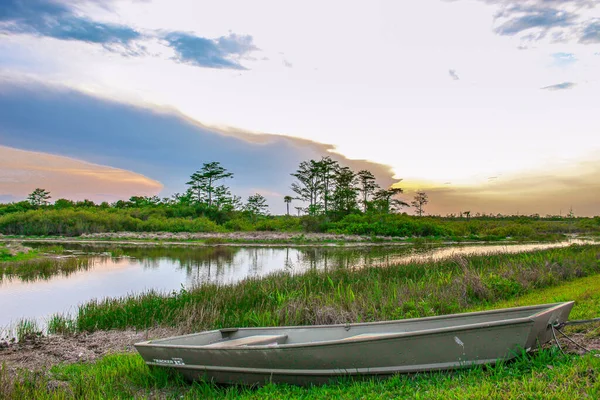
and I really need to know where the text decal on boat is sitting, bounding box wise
[153,358,185,365]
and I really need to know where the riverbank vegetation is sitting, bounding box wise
[1,159,598,239]
[0,257,92,282]
[3,248,600,399]
[0,244,92,282]
[49,244,600,334]
[1,207,598,240]
[0,243,36,262]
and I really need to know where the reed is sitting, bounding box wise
[0,257,92,282]
[60,245,600,334]
[14,319,42,342]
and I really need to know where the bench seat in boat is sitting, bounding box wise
[204,335,288,348]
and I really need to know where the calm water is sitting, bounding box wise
[0,239,595,331]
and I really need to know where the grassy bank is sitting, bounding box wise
[0,244,91,282]
[0,243,37,262]
[51,244,600,334]
[0,257,92,282]
[1,207,598,240]
[3,267,600,399]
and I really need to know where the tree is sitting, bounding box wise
[27,188,51,206]
[213,185,236,211]
[75,199,96,208]
[291,160,323,215]
[294,206,303,216]
[331,166,358,215]
[373,187,408,213]
[356,170,379,212]
[411,191,429,216]
[244,194,269,219]
[284,196,293,215]
[53,198,74,209]
[186,162,233,207]
[128,196,159,207]
[315,156,339,214]
[172,191,194,206]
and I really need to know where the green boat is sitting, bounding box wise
[134,302,573,386]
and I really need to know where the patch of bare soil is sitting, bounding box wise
[80,231,388,242]
[0,328,178,372]
[2,231,409,247]
[559,332,600,354]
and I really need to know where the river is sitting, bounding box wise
[0,239,595,331]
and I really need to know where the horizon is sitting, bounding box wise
[1,0,599,216]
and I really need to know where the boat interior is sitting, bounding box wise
[142,303,568,349]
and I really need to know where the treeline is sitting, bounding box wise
[1,159,599,238]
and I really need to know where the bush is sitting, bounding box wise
[0,209,222,236]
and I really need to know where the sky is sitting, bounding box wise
[0,0,599,215]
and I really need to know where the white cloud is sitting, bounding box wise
[0,0,599,190]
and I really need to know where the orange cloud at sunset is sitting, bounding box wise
[402,157,600,217]
[0,146,163,203]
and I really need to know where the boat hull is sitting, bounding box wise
[135,302,573,386]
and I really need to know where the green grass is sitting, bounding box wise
[0,243,38,262]
[474,273,600,319]
[13,319,43,342]
[1,349,598,399]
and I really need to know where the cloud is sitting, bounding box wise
[164,32,257,70]
[419,157,600,217]
[0,0,140,48]
[0,79,398,213]
[448,0,600,44]
[0,1,259,69]
[540,82,576,90]
[580,20,600,43]
[449,69,460,80]
[0,145,162,203]
[494,7,576,36]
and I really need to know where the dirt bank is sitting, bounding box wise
[0,328,177,372]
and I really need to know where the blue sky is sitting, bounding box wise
[0,0,599,215]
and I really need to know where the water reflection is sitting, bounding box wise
[6,239,596,286]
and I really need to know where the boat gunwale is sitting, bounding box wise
[135,302,572,350]
[136,317,533,350]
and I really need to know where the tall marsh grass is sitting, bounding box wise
[0,257,92,282]
[63,245,600,334]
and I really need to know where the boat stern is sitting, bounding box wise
[525,301,574,349]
